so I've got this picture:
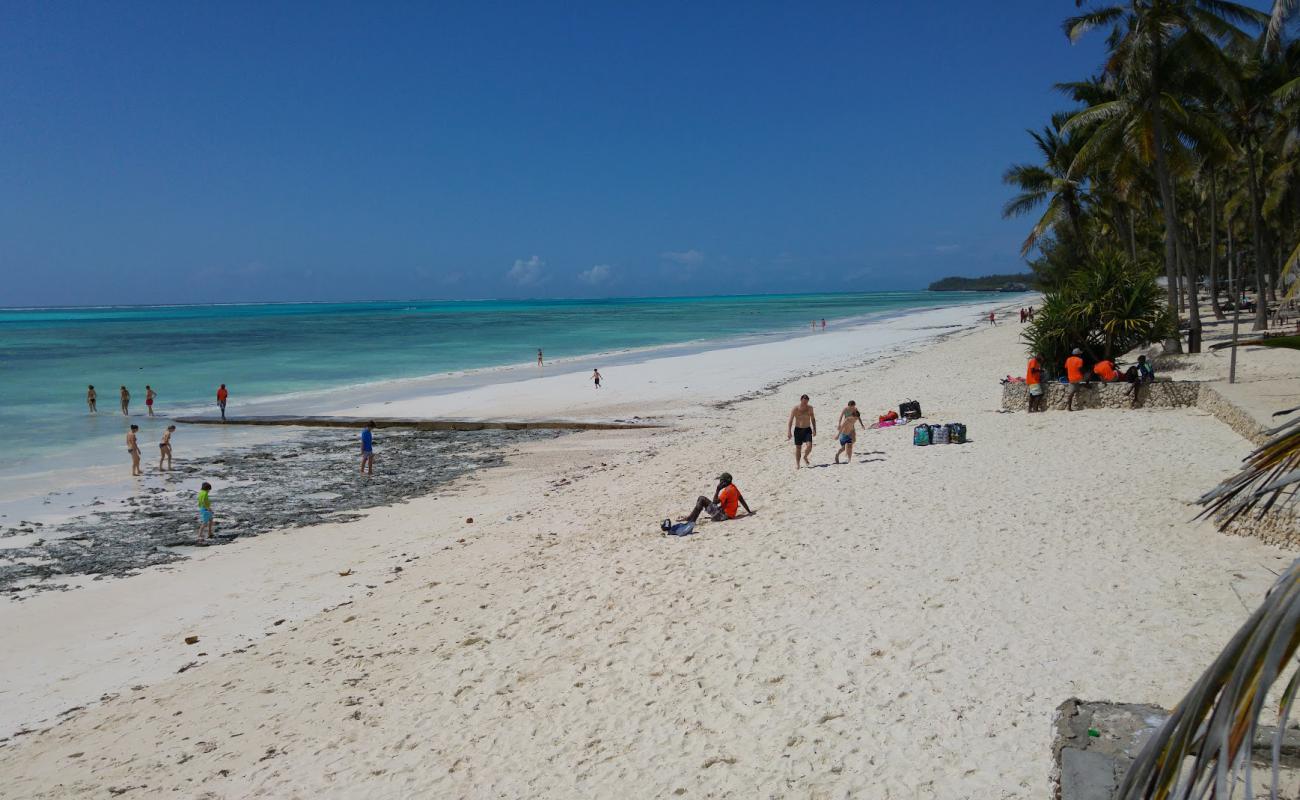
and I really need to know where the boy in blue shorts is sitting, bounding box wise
[197,482,214,542]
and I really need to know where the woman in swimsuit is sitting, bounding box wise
[120,386,130,416]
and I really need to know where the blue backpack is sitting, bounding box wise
[913,425,931,446]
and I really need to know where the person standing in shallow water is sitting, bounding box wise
[537,349,543,367]
[87,385,97,413]
[216,384,229,421]
[120,386,130,415]
[126,424,141,476]
[360,421,375,475]
[145,385,156,416]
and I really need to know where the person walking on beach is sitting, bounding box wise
[988,311,998,326]
[834,407,865,464]
[1025,353,1045,413]
[197,482,214,541]
[120,386,131,416]
[159,425,175,471]
[1065,348,1086,412]
[360,421,375,475]
[127,424,142,476]
[216,384,229,422]
[87,385,97,413]
[821,318,826,331]
[787,394,816,468]
[680,472,753,524]
[537,349,544,367]
[592,369,602,389]
[145,385,156,416]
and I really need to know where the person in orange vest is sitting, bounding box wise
[1025,353,1045,412]
[1064,349,1086,412]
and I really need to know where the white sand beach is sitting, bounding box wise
[0,303,1293,798]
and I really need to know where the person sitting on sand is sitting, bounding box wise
[681,472,753,523]
[834,408,865,464]
[787,394,816,468]
[1092,358,1121,383]
[360,421,375,475]
[87,385,97,413]
[159,425,175,471]
[1025,353,1045,413]
[1065,349,1086,412]
[127,424,141,476]
[197,482,214,541]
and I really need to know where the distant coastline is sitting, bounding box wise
[927,273,1036,292]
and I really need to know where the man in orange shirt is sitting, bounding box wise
[216,384,229,422]
[1025,353,1045,413]
[1092,358,1120,383]
[1065,348,1086,411]
[682,472,753,524]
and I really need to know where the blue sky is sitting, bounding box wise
[0,2,1155,305]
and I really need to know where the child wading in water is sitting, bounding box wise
[197,482,215,541]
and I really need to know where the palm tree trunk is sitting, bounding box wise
[1128,206,1138,263]
[1246,142,1271,331]
[1180,223,1202,351]
[1146,32,1184,351]
[1209,171,1225,320]
[1152,136,1185,351]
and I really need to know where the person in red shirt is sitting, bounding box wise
[1064,349,1086,412]
[682,472,753,524]
[1025,353,1045,413]
[216,384,229,422]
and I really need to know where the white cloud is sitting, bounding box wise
[660,249,705,266]
[578,264,612,285]
[506,255,546,286]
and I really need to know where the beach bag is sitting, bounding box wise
[899,400,922,420]
[947,422,967,444]
[931,424,950,445]
[913,425,930,446]
[661,519,695,537]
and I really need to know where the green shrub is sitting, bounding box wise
[1022,250,1173,377]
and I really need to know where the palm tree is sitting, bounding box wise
[1064,0,1266,350]
[1002,113,1090,257]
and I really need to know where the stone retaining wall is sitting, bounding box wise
[999,380,1201,412]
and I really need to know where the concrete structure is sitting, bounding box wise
[1052,699,1300,799]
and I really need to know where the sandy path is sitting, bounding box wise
[0,313,1290,799]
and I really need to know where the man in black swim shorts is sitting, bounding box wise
[786,393,816,469]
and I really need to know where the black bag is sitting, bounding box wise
[948,422,967,444]
[899,400,922,420]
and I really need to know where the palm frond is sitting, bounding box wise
[1064,6,1126,43]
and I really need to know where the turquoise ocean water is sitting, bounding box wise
[0,292,1006,472]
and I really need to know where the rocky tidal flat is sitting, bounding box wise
[0,427,555,597]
